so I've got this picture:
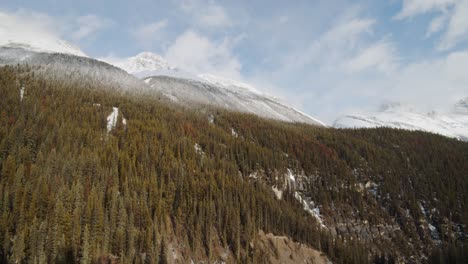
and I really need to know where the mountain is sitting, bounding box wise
[334,100,468,140]
[1,38,467,263]
[144,75,325,125]
[0,39,324,126]
[0,38,87,57]
[0,44,148,93]
[1,65,467,263]
[102,52,326,126]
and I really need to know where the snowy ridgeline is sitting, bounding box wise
[333,100,468,141]
[0,47,149,94]
[1,46,325,127]
[144,76,325,126]
[106,107,127,132]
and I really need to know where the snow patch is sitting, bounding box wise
[106,107,126,132]
[19,86,24,101]
[294,191,327,229]
[231,128,238,138]
[286,169,296,189]
[419,203,427,218]
[194,143,205,156]
[272,186,283,200]
[249,171,258,179]
[428,224,442,245]
[207,114,214,124]
[287,169,296,182]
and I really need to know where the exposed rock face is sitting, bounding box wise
[244,166,466,264]
[253,231,330,264]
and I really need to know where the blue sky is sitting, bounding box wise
[1,0,468,123]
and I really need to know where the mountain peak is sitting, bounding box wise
[102,51,180,79]
[453,97,468,114]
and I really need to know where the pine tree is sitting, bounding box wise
[80,225,91,264]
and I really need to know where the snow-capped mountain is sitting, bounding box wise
[144,76,325,126]
[103,52,181,78]
[0,28,150,93]
[198,73,261,95]
[0,46,147,93]
[334,99,468,140]
[103,52,325,126]
[0,39,87,57]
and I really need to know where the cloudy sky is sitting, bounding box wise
[1,0,467,123]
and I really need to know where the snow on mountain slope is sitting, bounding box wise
[0,47,148,93]
[198,73,261,94]
[145,76,325,126]
[100,52,198,80]
[0,39,87,57]
[334,99,468,140]
[104,51,325,126]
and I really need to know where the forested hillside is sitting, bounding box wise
[0,65,466,263]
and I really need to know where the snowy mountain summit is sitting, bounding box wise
[334,99,468,140]
[105,52,179,79]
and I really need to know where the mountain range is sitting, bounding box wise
[3,37,466,139]
[0,35,467,264]
[334,100,468,141]
[101,52,325,126]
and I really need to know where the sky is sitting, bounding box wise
[1,0,467,123]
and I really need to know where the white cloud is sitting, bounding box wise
[0,9,86,56]
[343,41,398,74]
[283,18,376,73]
[164,30,241,79]
[387,49,468,110]
[71,14,113,41]
[438,0,468,50]
[0,9,61,43]
[426,13,449,37]
[132,20,168,47]
[179,0,232,28]
[248,13,466,122]
[394,0,458,19]
[395,0,468,50]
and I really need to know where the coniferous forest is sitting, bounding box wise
[0,65,467,263]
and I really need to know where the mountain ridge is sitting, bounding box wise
[334,100,468,140]
[102,51,326,126]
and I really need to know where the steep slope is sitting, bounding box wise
[0,66,357,264]
[101,52,199,80]
[0,37,87,57]
[334,101,468,140]
[0,47,148,93]
[1,66,467,264]
[145,75,325,125]
[102,52,325,126]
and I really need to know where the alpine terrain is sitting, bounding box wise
[0,29,467,264]
[102,52,326,126]
[334,100,468,141]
